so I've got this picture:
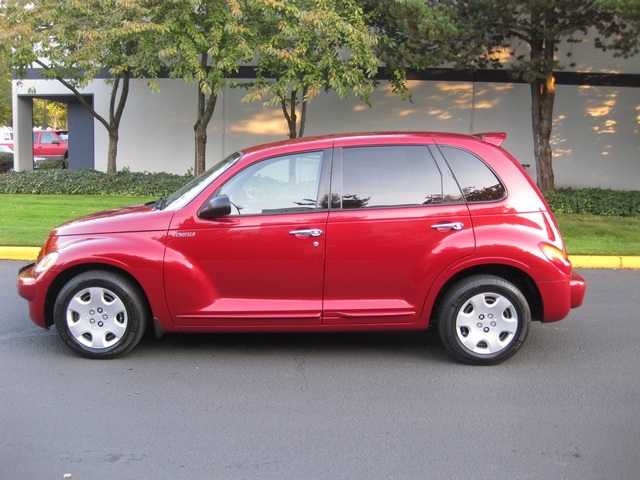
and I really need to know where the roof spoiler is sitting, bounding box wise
[473,132,507,146]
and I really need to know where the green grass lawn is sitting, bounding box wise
[556,213,640,256]
[1,194,639,255]
[0,194,154,246]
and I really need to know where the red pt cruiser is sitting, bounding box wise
[17,132,586,364]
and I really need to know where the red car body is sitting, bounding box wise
[17,132,585,363]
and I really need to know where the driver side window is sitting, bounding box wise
[219,151,324,215]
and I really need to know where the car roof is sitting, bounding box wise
[239,131,503,157]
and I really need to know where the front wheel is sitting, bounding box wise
[53,270,148,359]
[438,275,530,365]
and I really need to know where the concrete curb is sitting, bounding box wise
[0,246,41,261]
[1,246,639,269]
[570,255,640,269]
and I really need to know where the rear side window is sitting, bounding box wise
[340,146,443,209]
[440,146,506,202]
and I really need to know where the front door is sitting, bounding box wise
[164,150,330,327]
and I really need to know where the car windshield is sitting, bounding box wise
[160,152,242,210]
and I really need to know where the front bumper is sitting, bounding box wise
[17,263,49,328]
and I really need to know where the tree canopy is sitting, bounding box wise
[0,43,11,126]
[3,0,163,172]
[154,0,256,175]
[2,0,637,182]
[243,0,380,139]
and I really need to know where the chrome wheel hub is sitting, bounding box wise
[65,287,128,349]
[455,292,518,355]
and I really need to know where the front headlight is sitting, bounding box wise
[34,251,59,274]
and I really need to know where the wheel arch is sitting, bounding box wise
[43,263,152,328]
[429,264,543,326]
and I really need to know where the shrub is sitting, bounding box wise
[1,169,638,218]
[544,188,640,218]
[37,158,67,170]
[0,152,13,174]
[0,168,192,196]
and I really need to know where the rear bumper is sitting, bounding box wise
[538,270,587,322]
[569,271,586,309]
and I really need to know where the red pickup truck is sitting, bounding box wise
[32,130,68,161]
[1,129,68,163]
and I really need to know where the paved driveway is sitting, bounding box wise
[1,261,639,479]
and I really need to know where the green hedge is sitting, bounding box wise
[1,169,638,217]
[0,153,12,174]
[0,168,191,196]
[544,188,640,218]
[37,158,68,170]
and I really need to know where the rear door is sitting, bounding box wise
[322,144,475,325]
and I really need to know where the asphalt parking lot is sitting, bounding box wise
[1,261,639,480]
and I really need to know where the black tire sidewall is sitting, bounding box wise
[438,275,530,365]
[53,271,147,359]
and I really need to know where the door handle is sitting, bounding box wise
[431,222,464,231]
[289,229,323,238]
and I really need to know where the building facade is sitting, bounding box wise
[11,36,640,190]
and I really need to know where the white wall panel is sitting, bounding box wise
[13,66,639,190]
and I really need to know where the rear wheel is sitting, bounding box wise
[53,270,148,359]
[438,275,530,365]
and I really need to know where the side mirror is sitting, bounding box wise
[197,194,232,219]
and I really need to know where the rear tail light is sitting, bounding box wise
[540,243,572,275]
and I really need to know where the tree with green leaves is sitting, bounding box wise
[243,0,380,139]
[457,1,638,190]
[0,47,11,127]
[154,0,256,175]
[32,99,67,130]
[361,0,458,97]
[0,9,12,126]
[3,0,163,173]
[367,0,638,191]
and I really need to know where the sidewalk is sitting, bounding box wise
[1,245,639,268]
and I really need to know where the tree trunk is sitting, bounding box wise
[530,74,556,192]
[298,86,308,138]
[192,53,219,176]
[194,90,217,176]
[194,87,207,176]
[282,91,298,139]
[106,73,130,174]
[527,8,557,192]
[107,128,118,174]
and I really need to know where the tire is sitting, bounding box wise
[53,270,148,359]
[437,275,530,365]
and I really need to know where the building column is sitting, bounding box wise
[13,96,34,171]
